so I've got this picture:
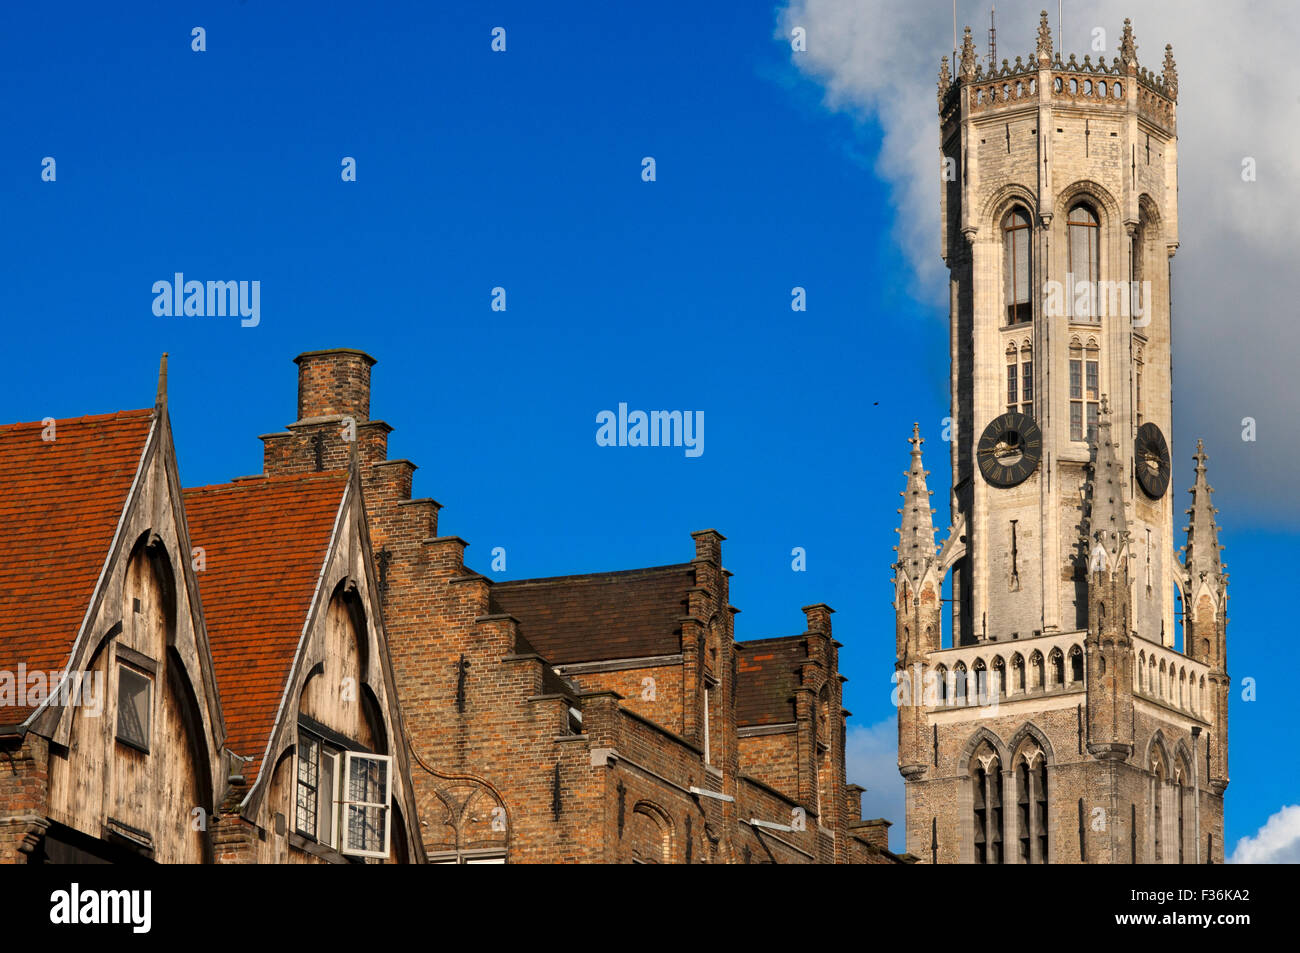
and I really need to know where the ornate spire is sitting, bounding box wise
[938,55,951,105]
[895,423,937,582]
[1036,10,1052,61]
[1083,398,1129,572]
[1162,44,1179,99]
[1119,18,1137,68]
[1183,440,1226,587]
[959,26,976,80]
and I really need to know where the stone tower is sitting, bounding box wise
[894,13,1227,863]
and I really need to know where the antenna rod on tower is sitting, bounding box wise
[953,0,957,67]
[988,5,997,69]
[1059,0,1063,54]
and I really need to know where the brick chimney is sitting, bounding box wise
[802,603,834,636]
[295,348,375,422]
[855,818,892,852]
[261,348,395,477]
[260,347,435,580]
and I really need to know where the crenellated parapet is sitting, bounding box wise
[940,11,1176,135]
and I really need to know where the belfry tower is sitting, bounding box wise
[894,13,1227,863]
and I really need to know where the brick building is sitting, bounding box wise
[0,350,905,864]
[896,13,1227,863]
[260,348,906,863]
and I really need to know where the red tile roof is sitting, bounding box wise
[736,637,808,727]
[0,410,155,726]
[489,565,694,665]
[183,471,348,785]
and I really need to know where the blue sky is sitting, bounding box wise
[1,1,1288,857]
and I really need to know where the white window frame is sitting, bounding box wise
[341,751,393,859]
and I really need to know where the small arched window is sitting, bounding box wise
[1070,646,1084,684]
[1067,204,1101,319]
[1003,207,1033,324]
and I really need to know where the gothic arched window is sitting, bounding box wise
[1176,768,1187,863]
[972,747,1003,864]
[1152,755,1167,863]
[1003,207,1033,324]
[1069,645,1084,684]
[1015,749,1049,863]
[1068,203,1101,320]
[1049,649,1064,689]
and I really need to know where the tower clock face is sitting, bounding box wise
[1134,422,1171,499]
[977,412,1042,488]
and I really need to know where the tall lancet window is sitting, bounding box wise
[972,747,1004,864]
[1015,750,1050,863]
[1068,204,1101,321]
[1003,207,1033,324]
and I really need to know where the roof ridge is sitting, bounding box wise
[493,562,695,587]
[737,634,807,648]
[0,407,153,435]
[183,469,349,495]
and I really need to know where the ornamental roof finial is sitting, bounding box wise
[1163,44,1179,99]
[894,424,938,583]
[1184,440,1225,587]
[1120,19,1138,67]
[959,26,977,80]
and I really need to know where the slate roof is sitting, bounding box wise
[0,409,155,726]
[735,636,807,727]
[183,471,348,785]
[489,564,695,665]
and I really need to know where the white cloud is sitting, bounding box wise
[777,0,1300,525]
[1230,804,1300,863]
[845,717,907,852]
